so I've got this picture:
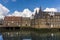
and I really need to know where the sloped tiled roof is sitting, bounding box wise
[4,16,22,21]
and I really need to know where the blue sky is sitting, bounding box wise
[0,0,60,13]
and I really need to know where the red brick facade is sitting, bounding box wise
[3,16,31,27]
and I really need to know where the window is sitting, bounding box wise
[17,23,18,25]
[8,23,10,25]
[18,25,21,26]
[51,24,53,28]
[50,16,53,18]
[28,24,30,26]
[26,24,27,26]
[46,23,50,25]
[11,21,14,23]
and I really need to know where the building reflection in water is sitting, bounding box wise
[1,31,60,40]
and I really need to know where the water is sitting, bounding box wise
[0,35,3,40]
[35,32,60,40]
[1,31,60,40]
[0,28,60,40]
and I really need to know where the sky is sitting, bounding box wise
[0,0,60,12]
[0,0,60,18]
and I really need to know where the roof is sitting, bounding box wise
[43,12,60,16]
[4,16,22,21]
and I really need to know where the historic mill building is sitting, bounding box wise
[0,7,60,40]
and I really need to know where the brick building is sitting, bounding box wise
[21,17,31,27]
[3,16,22,27]
[3,16,31,27]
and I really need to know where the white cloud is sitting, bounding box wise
[8,8,40,17]
[8,8,33,17]
[6,7,58,18]
[34,7,40,13]
[12,11,22,16]
[0,15,4,19]
[44,8,57,12]
[0,3,59,19]
[0,4,10,19]
[22,9,32,17]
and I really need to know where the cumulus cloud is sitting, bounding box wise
[22,9,33,17]
[0,4,58,19]
[44,8,57,12]
[34,7,40,13]
[12,11,22,16]
[0,4,10,19]
[0,15,4,19]
[8,8,40,17]
[8,7,57,17]
[8,8,34,17]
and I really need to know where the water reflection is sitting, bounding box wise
[51,33,54,37]
[32,32,60,40]
[1,31,60,40]
[0,34,3,40]
[23,39,31,40]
